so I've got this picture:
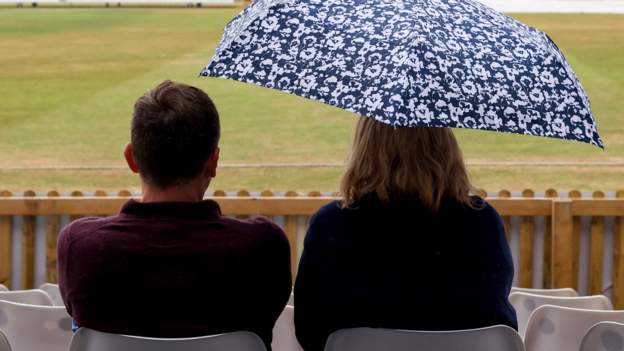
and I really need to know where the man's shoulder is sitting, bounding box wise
[57,215,123,266]
[59,215,118,242]
[221,215,287,242]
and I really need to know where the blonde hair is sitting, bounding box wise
[340,116,479,211]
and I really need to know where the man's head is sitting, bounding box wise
[126,80,220,190]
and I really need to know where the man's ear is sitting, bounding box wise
[205,147,220,178]
[124,143,140,174]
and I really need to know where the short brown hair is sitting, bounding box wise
[340,116,478,211]
[132,80,220,188]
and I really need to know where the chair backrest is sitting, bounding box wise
[0,300,72,351]
[69,328,267,351]
[524,305,624,351]
[0,285,7,292]
[324,325,524,351]
[39,283,65,306]
[580,321,624,351]
[0,330,11,351]
[509,292,613,337]
[0,289,54,306]
[272,305,303,351]
[510,287,578,297]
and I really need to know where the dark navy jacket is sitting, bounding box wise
[294,195,517,351]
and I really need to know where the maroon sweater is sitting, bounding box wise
[57,199,291,348]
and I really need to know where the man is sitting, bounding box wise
[57,80,291,348]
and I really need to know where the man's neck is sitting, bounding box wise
[141,183,207,203]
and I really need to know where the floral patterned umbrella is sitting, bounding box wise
[200,0,603,147]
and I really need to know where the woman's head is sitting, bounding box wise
[340,116,476,211]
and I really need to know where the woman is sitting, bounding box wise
[294,117,517,351]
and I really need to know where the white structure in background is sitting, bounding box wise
[476,0,624,14]
[0,0,236,5]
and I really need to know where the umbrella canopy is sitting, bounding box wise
[200,0,603,148]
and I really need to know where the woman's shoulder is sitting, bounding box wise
[310,200,351,225]
[457,196,501,218]
[457,196,507,238]
[437,196,504,235]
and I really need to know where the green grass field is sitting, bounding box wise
[0,9,622,193]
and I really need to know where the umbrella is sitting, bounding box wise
[200,0,603,148]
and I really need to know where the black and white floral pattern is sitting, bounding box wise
[200,0,603,147]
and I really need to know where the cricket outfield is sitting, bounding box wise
[0,9,622,193]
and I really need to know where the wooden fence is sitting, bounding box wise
[0,190,623,306]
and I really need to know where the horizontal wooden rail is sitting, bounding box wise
[571,199,624,216]
[487,198,552,216]
[0,196,338,216]
[0,196,556,216]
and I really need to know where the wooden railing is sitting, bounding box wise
[0,190,622,306]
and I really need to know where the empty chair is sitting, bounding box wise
[510,287,578,297]
[0,289,54,306]
[524,305,624,351]
[324,325,524,351]
[39,283,64,306]
[69,328,267,351]
[580,321,624,351]
[272,306,303,351]
[509,292,612,337]
[0,300,72,351]
[0,330,10,351]
[0,285,7,292]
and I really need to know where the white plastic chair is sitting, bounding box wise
[509,292,613,338]
[0,300,72,351]
[272,305,303,351]
[39,283,64,306]
[580,321,624,351]
[324,325,525,351]
[69,328,267,351]
[510,287,578,297]
[0,330,11,351]
[0,289,54,306]
[288,292,294,306]
[0,285,7,292]
[524,305,624,351]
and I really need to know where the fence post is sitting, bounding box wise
[260,190,274,197]
[589,191,605,295]
[498,190,512,242]
[552,199,574,288]
[0,191,13,288]
[118,190,132,197]
[22,190,36,289]
[46,190,61,284]
[519,189,535,288]
[284,191,299,279]
[567,190,582,290]
[542,189,558,288]
[613,190,624,308]
[212,189,226,197]
[236,190,251,220]
[69,191,84,222]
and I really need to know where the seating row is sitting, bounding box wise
[0,284,583,310]
[0,284,583,307]
[1,317,622,351]
[0,283,63,307]
[0,286,622,351]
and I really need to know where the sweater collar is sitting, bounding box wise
[120,199,222,219]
